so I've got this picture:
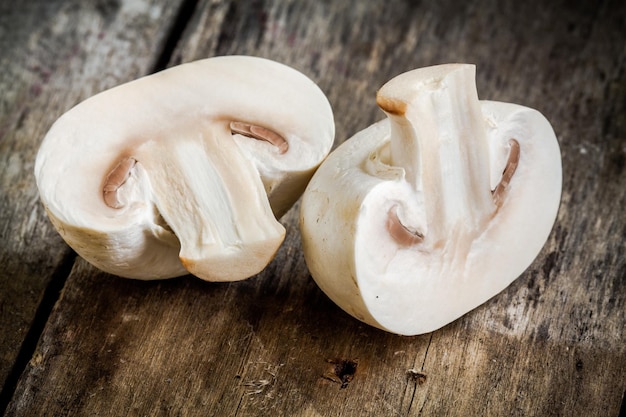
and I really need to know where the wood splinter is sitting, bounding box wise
[230,121,289,154]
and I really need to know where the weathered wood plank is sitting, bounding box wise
[4,0,626,416]
[0,0,187,406]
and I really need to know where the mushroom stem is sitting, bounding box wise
[377,64,495,243]
[137,124,285,281]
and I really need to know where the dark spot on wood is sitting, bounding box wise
[535,322,550,342]
[16,107,29,130]
[554,224,568,254]
[324,358,358,389]
[542,251,560,283]
[30,84,43,97]
[407,369,427,385]
[95,0,121,19]
[576,359,583,371]
[525,270,542,308]
[567,22,576,33]
[609,148,625,176]
[502,313,512,329]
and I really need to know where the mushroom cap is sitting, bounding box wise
[300,66,561,335]
[36,56,334,281]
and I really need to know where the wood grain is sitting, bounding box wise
[0,0,186,405]
[2,0,625,416]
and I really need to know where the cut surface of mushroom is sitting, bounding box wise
[300,64,561,335]
[36,56,334,281]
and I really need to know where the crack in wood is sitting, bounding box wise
[152,0,200,72]
[0,249,76,416]
[406,333,433,416]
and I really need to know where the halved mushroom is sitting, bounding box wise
[300,64,561,335]
[35,56,334,281]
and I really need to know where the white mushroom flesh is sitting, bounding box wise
[36,56,334,281]
[300,64,561,335]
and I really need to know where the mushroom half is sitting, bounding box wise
[300,64,561,335]
[35,56,334,281]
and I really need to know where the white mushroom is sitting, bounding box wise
[35,56,334,281]
[300,64,561,335]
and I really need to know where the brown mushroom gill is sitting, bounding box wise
[492,139,521,209]
[102,122,290,210]
[103,157,137,209]
[230,121,289,154]
[386,205,424,246]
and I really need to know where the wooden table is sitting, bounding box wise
[1,1,624,415]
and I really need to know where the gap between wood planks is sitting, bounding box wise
[152,0,200,72]
[0,1,200,415]
[0,250,76,416]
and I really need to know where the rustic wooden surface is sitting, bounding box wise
[1,0,624,416]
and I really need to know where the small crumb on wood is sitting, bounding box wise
[240,363,283,395]
[243,379,272,395]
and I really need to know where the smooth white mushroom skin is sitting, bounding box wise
[300,64,562,335]
[35,56,334,281]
